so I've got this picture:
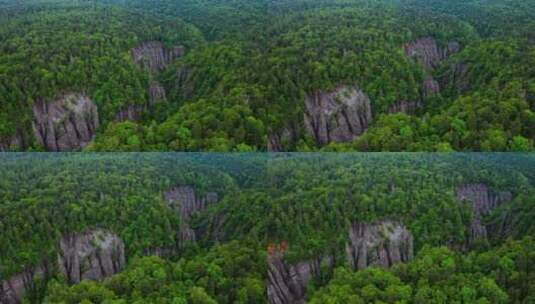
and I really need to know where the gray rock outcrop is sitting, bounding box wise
[1,263,49,304]
[387,100,420,114]
[456,184,512,243]
[346,220,413,270]
[131,41,184,73]
[149,82,167,104]
[405,37,461,96]
[58,229,125,284]
[32,93,99,151]
[164,186,219,246]
[304,85,372,145]
[267,243,333,304]
[267,220,413,304]
[267,126,298,152]
[404,37,460,70]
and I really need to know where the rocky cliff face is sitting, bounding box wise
[387,100,420,114]
[304,85,372,145]
[267,220,413,304]
[346,220,413,270]
[2,230,122,303]
[405,37,460,96]
[131,41,184,73]
[58,229,125,284]
[456,184,512,243]
[115,82,167,122]
[32,93,99,151]
[149,82,167,104]
[0,130,28,151]
[267,243,334,304]
[164,186,219,246]
[267,125,298,152]
[1,263,50,304]
[404,37,460,70]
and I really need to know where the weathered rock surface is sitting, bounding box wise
[404,37,460,70]
[149,82,167,104]
[1,264,49,304]
[0,130,27,151]
[115,82,167,122]
[423,76,441,97]
[405,37,460,96]
[58,229,125,284]
[164,186,219,246]
[387,100,420,114]
[267,220,412,304]
[440,62,470,94]
[115,104,144,122]
[346,220,413,270]
[131,41,184,73]
[304,85,372,145]
[267,243,333,304]
[32,93,99,151]
[456,184,512,243]
[267,125,298,152]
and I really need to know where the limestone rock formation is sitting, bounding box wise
[405,37,460,96]
[267,243,333,304]
[456,184,512,243]
[149,82,167,104]
[0,130,27,151]
[346,220,413,270]
[164,186,219,246]
[115,104,144,122]
[304,85,372,145]
[267,126,298,152]
[404,37,460,70]
[1,264,50,304]
[131,41,184,73]
[58,229,125,284]
[32,93,99,151]
[267,220,412,304]
[423,76,441,97]
[388,100,420,114]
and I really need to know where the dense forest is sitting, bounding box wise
[0,0,534,151]
[1,153,534,303]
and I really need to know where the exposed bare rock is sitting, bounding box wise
[32,93,99,151]
[423,76,441,97]
[405,37,459,70]
[58,229,125,284]
[115,104,145,122]
[346,220,413,270]
[387,100,420,114]
[440,62,470,94]
[165,186,219,246]
[1,263,50,304]
[149,82,167,105]
[267,243,333,304]
[165,186,218,220]
[456,184,512,243]
[174,65,194,100]
[0,130,27,151]
[131,41,184,73]
[405,37,461,96]
[304,85,372,145]
[267,125,298,152]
